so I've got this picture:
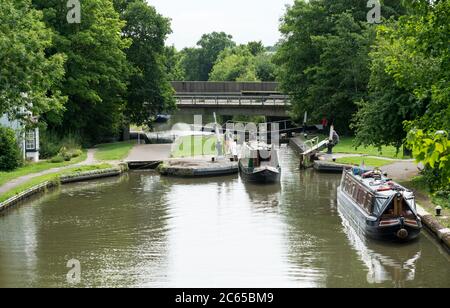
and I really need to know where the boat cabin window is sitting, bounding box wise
[343,172,374,214]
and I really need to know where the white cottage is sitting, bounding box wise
[0,114,40,162]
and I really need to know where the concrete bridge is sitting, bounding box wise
[172,81,290,117]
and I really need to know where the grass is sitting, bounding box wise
[335,157,393,168]
[94,141,135,161]
[171,135,222,158]
[329,136,408,159]
[401,176,450,229]
[0,164,113,203]
[0,150,87,187]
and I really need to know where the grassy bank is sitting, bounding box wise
[94,141,135,161]
[0,164,112,203]
[171,135,222,158]
[401,176,450,228]
[0,150,87,187]
[335,156,393,168]
[329,136,408,159]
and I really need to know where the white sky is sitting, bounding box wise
[147,0,294,49]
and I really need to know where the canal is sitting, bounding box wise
[0,148,449,287]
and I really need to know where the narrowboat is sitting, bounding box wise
[239,142,281,184]
[337,168,422,242]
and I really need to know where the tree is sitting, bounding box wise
[275,0,406,133]
[179,48,202,81]
[0,0,66,120]
[255,53,277,82]
[247,41,265,56]
[354,0,449,146]
[117,0,175,127]
[210,44,278,82]
[209,46,258,82]
[352,21,425,150]
[180,32,235,81]
[33,0,131,144]
[165,46,186,81]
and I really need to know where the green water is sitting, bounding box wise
[0,148,448,288]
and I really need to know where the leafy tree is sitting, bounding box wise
[247,41,265,56]
[355,0,448,145]
[209,44,277,82]
[180,32,235,81]
[165,46,186,81]
[0,0,66,120]
[275,0,406,133]
[179,48,202,81]
[117,0,175,127]
[33,0,131,144]
[255,53,277,82]
[209,46,258,81]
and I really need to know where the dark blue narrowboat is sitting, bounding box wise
[337,168,422,242]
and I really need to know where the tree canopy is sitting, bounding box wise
[0,0,66,121]
[275,0,406,133]
[210,43,277,82]
[179,32,236,81]
[118,0,175,127]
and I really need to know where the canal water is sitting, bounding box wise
[0,148,449,288]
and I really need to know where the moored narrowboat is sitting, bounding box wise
[337,168,422,242]
[239,142,281,184]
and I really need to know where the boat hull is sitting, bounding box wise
[239,161,281,184]
[337,187,421,242]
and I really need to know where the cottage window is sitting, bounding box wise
[25,130,36,151]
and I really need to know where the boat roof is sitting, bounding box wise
[345,169,414,199]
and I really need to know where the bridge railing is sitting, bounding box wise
[175,95,289,106]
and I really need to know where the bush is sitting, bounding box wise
[50,155,65,163]
[0,126,22,171]
[71,149,83,158]
[40,130,82,159]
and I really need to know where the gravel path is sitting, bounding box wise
[0,149,97,195]
[382,160,420,182]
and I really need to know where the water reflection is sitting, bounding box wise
[339,209,424,287]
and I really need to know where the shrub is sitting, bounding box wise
[50,155,65,163]
[40,130,82,159]
[0,126,22,171]
[71,149,83,158]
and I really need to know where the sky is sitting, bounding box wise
[147,0,294,49]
